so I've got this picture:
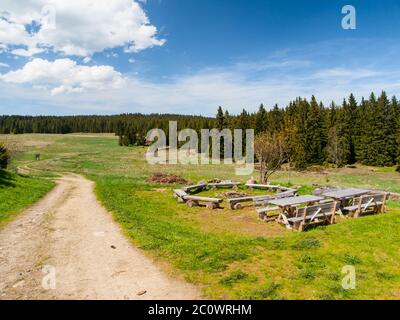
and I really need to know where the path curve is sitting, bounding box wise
[0,174,199,300]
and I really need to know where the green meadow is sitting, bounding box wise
[1,133,400,299]
[0,170,54,228]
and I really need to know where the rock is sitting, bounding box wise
[246,176,257,184]
[137,290,147,296]
[12,280,25,288]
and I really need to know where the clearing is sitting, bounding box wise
[1,134,400,299]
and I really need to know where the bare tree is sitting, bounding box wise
[326,126,349,167]
[254,132,287,184]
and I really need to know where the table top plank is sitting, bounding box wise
[269,195,324,207]
[322,188,370,200]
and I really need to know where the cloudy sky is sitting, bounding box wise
[0,0,400,115]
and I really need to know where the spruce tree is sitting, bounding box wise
[216,106,225,130]
[346,93,358,163]
[255,104,267,134]
[305,96,327,164]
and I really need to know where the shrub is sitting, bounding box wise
[299,268,317,280]
[0,142,10,169]
[342,253,361,265]
[219,270,249,286]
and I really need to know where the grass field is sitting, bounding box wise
[0,170,54,228]
[1,133,400,299]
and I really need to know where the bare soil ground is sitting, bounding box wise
[0,174,199,300]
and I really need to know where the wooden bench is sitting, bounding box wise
[280,201,339,231]
[343,193,387,218]
[252,195,275,207]
[227,196,255,210]
[208,181,241,190]
[245,183,293,192]
[182,183,207,193]
[173,189,189,203]
[227,188,297,210]
[184,195,223,209]
[257,206,281,222]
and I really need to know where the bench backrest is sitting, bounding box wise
[276,190,297,198]
[361,193,386,204]
[295,201,338,218]
[354,193,386,206]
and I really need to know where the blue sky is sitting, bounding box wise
[0,0,400,115]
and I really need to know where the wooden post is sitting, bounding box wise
[355,196,363,218]
[298,206,308,232]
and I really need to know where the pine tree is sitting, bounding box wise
[371,91,397,166]
[393,96,400,168]
[305,96,327,164]
[216,106,225,130]
[291,98,308,169]
[355,97,368,162]
[254,104,267,134]
[215,106,227,159]
[346,93,358,163]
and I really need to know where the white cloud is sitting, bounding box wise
[234,59,311,72]
[1,38,399,116]
[1,63,399,116]
[312,68,379,80]
[0,58,126,95]
[11,47,46,57]
[0,0,165,58]
[0,62,10,68]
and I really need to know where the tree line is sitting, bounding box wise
[216,92,399,169]
[0,113,214,145]
[1,91,399,169]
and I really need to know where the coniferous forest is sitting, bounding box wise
[1,91,399,169]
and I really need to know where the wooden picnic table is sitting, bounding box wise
[269,195,324,217]
[322,188,371,210]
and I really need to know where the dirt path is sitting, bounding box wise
[0,174,199,300]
